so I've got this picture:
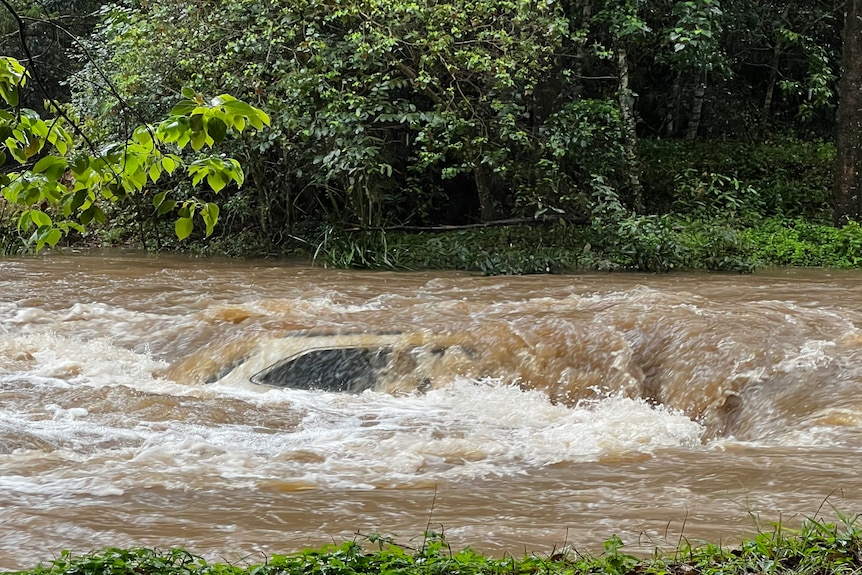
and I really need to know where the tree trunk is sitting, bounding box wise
[760,44,781,125]
[616,42,644,212]
[835,0,862,226]
[686,70,707,141]
[475,163,500,221]
[761,5,789,128]
[665,72,682,137]
[569,0,592,99]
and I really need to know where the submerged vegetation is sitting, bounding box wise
[13,517,862,575]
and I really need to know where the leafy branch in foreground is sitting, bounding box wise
[0,56,270,251]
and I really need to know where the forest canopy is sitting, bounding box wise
[0,0,859,272]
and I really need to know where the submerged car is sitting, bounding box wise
[175,330,480,393]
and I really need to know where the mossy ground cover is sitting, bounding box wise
[12,518,862,575]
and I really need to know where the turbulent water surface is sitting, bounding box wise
[3,254,862,569]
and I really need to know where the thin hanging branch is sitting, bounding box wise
[0,0,158,159]
[344,214,588,232]
[20,12,157,135]
[0,0,101,153]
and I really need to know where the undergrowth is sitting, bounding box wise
[13,516,862,575]
[304,216,862,275]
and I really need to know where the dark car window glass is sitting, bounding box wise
[251,346,392,392]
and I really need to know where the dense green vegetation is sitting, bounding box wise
[0,53,269,251]
[13,517,862,575]
[0,0,860,272]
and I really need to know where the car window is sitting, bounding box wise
[251,346,393,392]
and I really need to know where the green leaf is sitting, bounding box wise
[171,100,197,116]
[211,94,237,105]
[189,114,205,133]
[69,155,90,176]
[161,155,180,174]
[43,228,62,248]
[80,205,96,225]
[80,204,106,225]
[157,116,191,145]
[33,155,67,181]
[47,126,72,155]
[207,117,228,143]
[127,168,147,191]
[157,199,177,216]
[202,202,219,236]
[44,184,64,203]
[93,205,106,224]
[0,83,18,107]
[181,86,197,99]
[7,140,27,163]
[153,190,167,208]
[176,132,191,149]
[149,162,162,182]
[70,189,88,213]
[16,209,31,230]
[175,216,193,240]
[120,177,136,194]
[3,180,20,203]
[190,167,207,187]
[29,210,52,228]
[190,129,206,151]
[254,109,271,127]
[227,159,245,187]
[131,126,154,149]
[221,100,255,115]
[21,186,41,205]
[206,170,227,192]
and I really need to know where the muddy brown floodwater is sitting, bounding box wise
[2,253,862,570]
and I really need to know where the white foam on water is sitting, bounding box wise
[3,301,177,327]
[775,340,837,372]
[0,332,168,384]
[1,289,854,500]
[227,294,389,319]
[0,331,210,397]
[0,357,707,497]
[187,380,696,485]
[0,475,125,500]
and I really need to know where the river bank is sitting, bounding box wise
[13,517,862,575]
[7,215,861,275]
[235,216,862,275]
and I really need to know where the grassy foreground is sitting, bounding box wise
[11,517,862,575]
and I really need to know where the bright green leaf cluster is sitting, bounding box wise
[0,57,269,251]
[0,56,26,107]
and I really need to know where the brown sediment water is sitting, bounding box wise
[2,253,862,569]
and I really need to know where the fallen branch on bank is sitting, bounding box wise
[346,214,588,233]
